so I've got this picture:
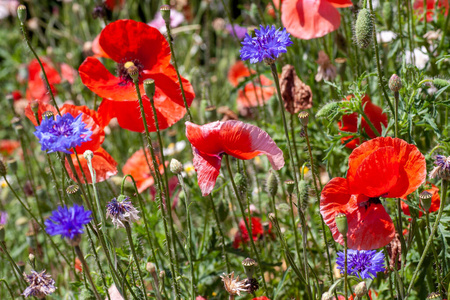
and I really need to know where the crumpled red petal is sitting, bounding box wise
[320,177,395,250]
[191,146,222,196]
[347,137,426,199]
[65,147,118,184]
[281,0,342,40]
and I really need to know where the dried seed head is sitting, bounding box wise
[335,213,348,236]
[17,5,27,24]
[244,278,259,293]
[242,257,257,279]
[280,64,313,114]
[420,190,433,212]
[427,292,442,300]
[389,74,402,92]
[220,272,248,296]
[355,8,373,49]
[160,5,171,23]
[298,111,310,126]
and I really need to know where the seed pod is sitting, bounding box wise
[355,9,373,49]
[160,5,171,24]
[285,180,295,195]
[17,5,27,24]
[315,102,340,119]
[432,78,450,89]
[335,213,348,236]
[298,180,309,210]
[143,79,156,97]
[66,185,83,204]
[266,171,278,197]
[420,190,433,212]
[242,257,257,279]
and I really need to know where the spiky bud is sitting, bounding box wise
[298,111,309,126]
[17,5,27,24]
[316,102,340,119]
[143,79,156,98]
[160,5,171,24]
[242,257,257,279]
[355,9,373,49]
[285,180,295,195]
[354,281,367,297]
[266,171,278,197]
[170,159,183,175]
[432,78,450,89]
[335,213,348,236]
[389,74,402,92]
[420,190,433,212]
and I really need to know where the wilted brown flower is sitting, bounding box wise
[385,233,401,271]
[220,272,248,296]
[280,64,313,114]
[217,106,238,121]
[315,50,337,82]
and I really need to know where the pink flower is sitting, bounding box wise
[186,120,284,196]
[148,9,185,33]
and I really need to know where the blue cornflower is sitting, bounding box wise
[106,196,140,228]
[34,113,92,154]
[45,205,92,240]
[430,155,450,180]
[240,25,293,64]
[336,249,385,279]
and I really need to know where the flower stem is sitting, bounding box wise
[394,92,399,138]
[424,211,443,294]
[74,245,102,300]
[359,110,381,137]
[344,237,348,298]
[209,194,231,274]
[124,222,149,300]
[224,155,269,295]
[0,279,17,300]
[0,241,27,289]
[406,180,448,297]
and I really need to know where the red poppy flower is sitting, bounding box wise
[338,95,388,149]
[281,0,352,40]
[60,63,77,85]
[92,34,110,59]
[122,148,166,193]
[65,147,118,184]
[105,0,125,10]
[186,120,285,196]
[253,297,271,300]
[401,183,440,217]
[227,61,274,109]
[26,58,61,101]
[413,0,449,22]
[11,90,23,101]
[320,137,426,250]
[79,19,195,133]
[75,257,82,272]
[0,140,20,156]
[233,217,265,248]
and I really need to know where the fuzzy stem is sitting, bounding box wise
[344,237,348,298]
[209,194,231,273]
[425,211,443,294]
[74,245,102,300]
[0,241,27,289]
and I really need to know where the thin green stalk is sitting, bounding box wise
[124,222,148,300]
[406,181,448,297]
[438,6,450,53]
[359,110,381,137]
[0,241,27,289]
[209,194,231,274]
[0,279,17,300]
[394,92,399,138]
[425,211,443,294]
[287,193,303,272]
[224,155,268,295]
[74,245,102,300]
[344,237,348,298]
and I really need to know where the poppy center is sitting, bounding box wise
[117,59,144,86]
[359,197,382,210]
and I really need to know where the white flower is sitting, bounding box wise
[405,47,430,70]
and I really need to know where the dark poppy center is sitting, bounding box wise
[360,197,382,210]
[117,59,144,86]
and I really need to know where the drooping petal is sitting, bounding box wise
[185,121,225,156]
[328,0,353,8]
[65,147,118,184]
[191,146,222,196]
[348,137,426,199]
[320,177,395,250]
[281,0,341,40]
[99,19,171,71]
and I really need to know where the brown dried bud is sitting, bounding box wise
[280,64,313,114]
[354,281,367,297]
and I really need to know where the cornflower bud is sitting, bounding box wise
[354,281,367,297]
[355,8,373,49]
[143,79,156,97]
[17,5,27,24]
[335,213,348,236]
[170,158,183,174]
[389,74,402,92]
[160,5,171,24]
[420,190,433,212]
[266,171,278,197]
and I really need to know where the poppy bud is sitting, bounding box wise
[160,5,171,24]
[389,74,402,92]
[299,180,309,210]
[354,281,367,297]
[42,110,54,120]
[17,5,27,24]
[0,160,7,177]
[335,213,348,236]
[321,292,333,300]
[7,159,17,174]
[420,190,433,212]
[383,1,393,29]
[427,292,442,300]
[143,79,156,98]
[66,185,83,204]
[0,225,5,242]
[316,102,340,119]
[432,78,449,89]
[285,180,295,195]
[266,171,278,197]
[298,111,309,126]
[242,257,257,279]
[146,262,157,274]
[83,150,94,161]
[170,158,183,175]
[355,8,373,49]
[30,100,39,114]
[159,270,165,280]
[127,65,139,82]
[235,173,248,196]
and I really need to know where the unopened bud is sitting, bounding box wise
[143,79,156,97]
[83,150,94,161]
[17,5,27,24]
[355,8,373,49]
[285,180,295,195]
[335,213,348,236]
[420,190,433,212]
[160,5,171,24]
[30,100,39,114]
[0,161,7,177]
[299,180,309,210]
[242,257,257,279]
[432,78,450,89]
[298,111,309,126]
[170,159,183,174]
[389,74,402,92]
[0,225,5,242]
[28,253,35,263]
[354,281,367,297]
[266,171,278,197]
[235,173,248,196]
[159,270,165,279]
[146,262,157,274]
[127,65,139,82]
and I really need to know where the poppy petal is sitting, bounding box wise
[25,100,58,126]
[65,147,118,184]
[328,0,353,7]
[348,137,426,199]
[92,34,111,59]
[192,146,222,196]
[99,19,171,71]
[282,0,341,40]
[185,121,225,156]
[320,177,395,250]
[228,61,252,87]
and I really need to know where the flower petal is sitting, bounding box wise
[320,177,395,250]
[328,0,353,8]
[192,146,222,196]
[282,0,341,40]
[25,100,58,126]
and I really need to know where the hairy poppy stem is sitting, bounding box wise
[209,194,232,274]
[406,180,448,297]
[74,245,102,300]
[344,237,348,298]
[424,212,443,294]
[224,155,269,295]
[0,241,27,289]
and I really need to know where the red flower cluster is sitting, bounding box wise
[233,217,270,248]
[413,0,449,22]
[320,137,426,250]
[338,95,388,149]
[79,19,195,133]
[281,0,352,40]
